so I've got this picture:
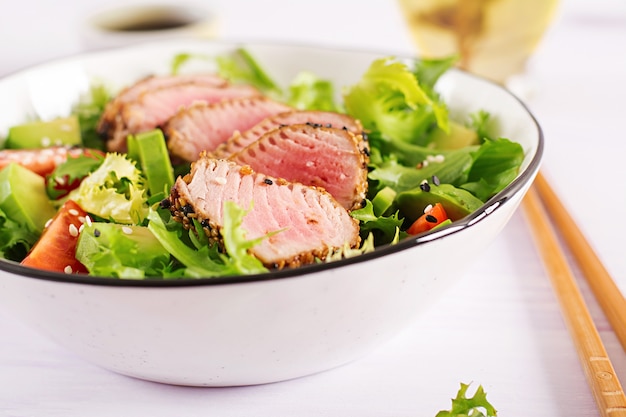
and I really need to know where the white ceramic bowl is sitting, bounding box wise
[0,39,543,387]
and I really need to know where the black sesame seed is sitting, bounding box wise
[306,122,314,127]
[182,204,195,215]
[361,132,368,141]
[264,178,274,185]
[432,175,440,186]
[200,219,210,228]
[362,147,370,157]
[94,229,101,237]
[160,198,171,209]
[420,182,431,192]
[426,214,438,223]
[325,123,332,128]
[342,126,348,131]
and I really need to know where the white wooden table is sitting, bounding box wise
[1,0,625,415]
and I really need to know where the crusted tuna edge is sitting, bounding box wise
[98,75,229,150]
[98,79,259,153]
[229,123,370,211]
[207,110,365,160]
[168,160,361,270]
[162,96,292,163]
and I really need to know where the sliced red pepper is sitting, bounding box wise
[407,202,449,235]
[21,199,89,274]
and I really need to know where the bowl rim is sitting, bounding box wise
[0,39,544,287]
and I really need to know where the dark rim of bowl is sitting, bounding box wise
[0,39,544,287]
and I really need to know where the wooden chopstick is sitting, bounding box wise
[533,171,626,352]
[522,180,626,417]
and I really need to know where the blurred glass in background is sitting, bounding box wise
[397,0,560,84]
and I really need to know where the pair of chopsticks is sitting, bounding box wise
[522,171,626,417]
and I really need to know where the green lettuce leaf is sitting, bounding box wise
[343,57,449,147]
[412,55,458,91]
[147,202,269,278]
[217,48,281,95]
[76,223,173,279]
[71,84,110,151]
[461,138,525,201]
[0,208,38,262]
[46,152,104,199]
[287,71,340,111]
[350,200,405,246]
[436,383,497,417]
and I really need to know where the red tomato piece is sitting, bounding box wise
[0,146,101,177]
[21,199,89,274]
[407,202,449,235]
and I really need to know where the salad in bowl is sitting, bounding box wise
[0,40,541,386]
[0,45,526,280]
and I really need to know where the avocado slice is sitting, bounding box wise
[371,186,397,216]
[5,115,82,149]
[429,120,479,150]
[395,183,484,224]
[0,163,57,233]
[127,129,174,199]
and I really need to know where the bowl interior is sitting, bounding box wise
[0,39,543,284]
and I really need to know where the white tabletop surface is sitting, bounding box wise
[1,0,626,416]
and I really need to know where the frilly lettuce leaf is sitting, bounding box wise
[70,153,148,225]
[350,200,405,246]
[343,57,450,146]
[436,383,497,417]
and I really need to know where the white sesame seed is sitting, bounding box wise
[44,218,53,228]
[85,216,93,227]
[122,226,133,235]
[424,204,433,214]
[68,224,79,237]
[434,154,445,163]
[64,265,73,274]
[78,224,85,233]
[78,216,86,223]
[214,177,227,185]
[305,161,314,167]
[68,209,80,216]
[40,136,51,147]
[55,176,66,186]
[420,179,429,185]
[422,160,429,167]
[426,155,436,162]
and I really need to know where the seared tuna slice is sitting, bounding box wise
[210,110,363,159]
[229,124,369,211]
[164,97,292,162]
[98,81,260,153]
[101,74,228,117]
[169,158,360,269]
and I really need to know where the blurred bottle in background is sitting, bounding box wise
[397,0,559,84]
